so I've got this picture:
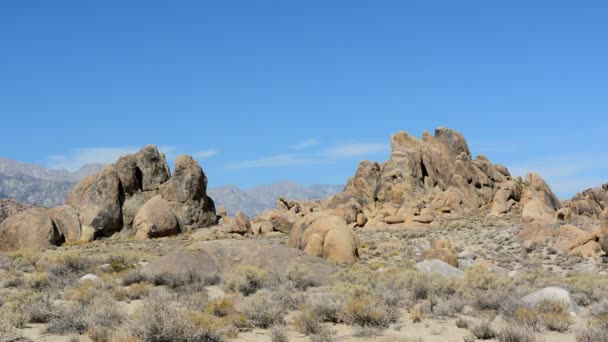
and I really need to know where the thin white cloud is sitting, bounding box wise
[324,143,389,158]
[47,147,141,171]
[508,154,608,199]
[47,145,177,171]
[193,149,218,159]
[290,138,320,150]
[225,154,328,169]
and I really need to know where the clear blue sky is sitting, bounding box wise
[1,1,606,198]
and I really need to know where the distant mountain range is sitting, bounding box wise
[208,182,343,217]
[0,157,342,217]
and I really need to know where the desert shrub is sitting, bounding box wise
[462,267,513,311]
[433,298,465,317]
[24,272,50,290]
[576,324,608,342]
[306,293,343,323]
[107,255,134,273]
[270,324,288,342]
[1,273,24,288]
[127,294,225,342]
[293,305,323,335]
[0,317,34,342]
[224,265,271,296]
[47,294,124,341]
[122,269,148,286]
[238,289,285,328]
[565,273,608,306]
[126,283,151,300]
[409,308,424,323]
[513,300,571,332]
[469,320,497,340]
[455,317,470,329]
[272,282,307,310]
[286,266,317,290]
[65,281,103,304]
[152,269,218,293]
[341,294,394,329]
[497,325,537,342]
[0,292,57,325]
[310,325,336,342]
[46,253,92,288]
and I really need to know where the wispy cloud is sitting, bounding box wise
[47,145,176,171]
[324,143,389,158]
[225,154,328,169]
[290,138,320,150]
[508,154,608,199]
[47,147,141,171]
[193,149,218,159]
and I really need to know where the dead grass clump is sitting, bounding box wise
[153,269,219,293]
[238,289,285,328]
[293,305,323,335]
[469,319,497,340]
[127,294,224,342]
[497,325,538,342]
[270,324,288,342]
[46,253,92,288]
[47,294,124,341]
[514,300,571,332]
[575,323,608,342]
[121,269,148,286]
[224,265,272,296]
[341,295,394,330]
[0,317,34,342]
[455,316,471,329]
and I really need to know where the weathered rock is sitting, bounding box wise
[0,207,63,251]
[66,165,123,237]
[555,224,594,254]
[356,213,368,227]
[143,240,336,286]
[522,198,556,224]
[384,215,406,224]
[491,180,522,215]
[413,213,434,224]
[133,195,180,239]
[134,145,170,191]
[229,211,251,234]
[289,213,359,263]
[50,205,81,242]
[79,274,102,284]
[516,223,556,243]
[252,221,274,235]
[415,259,464,279]
[270,212,297,234]
[569,240,601,257]
[114,154,140,195]
[159,155,216,229]
[0,199,36,225]
[562,183,608,219]
[522,287,577,316]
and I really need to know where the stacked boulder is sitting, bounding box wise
[560,183,608,220]
[322,127,561,226]
[0,145,217,251]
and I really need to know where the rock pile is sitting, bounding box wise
[0,145,217,251]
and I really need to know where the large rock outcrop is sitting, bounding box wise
[561,183,608,220]
[0,207,63,251]
[65,145,217,241]
[0,198,36,224]
[322,127,559,225]
[143,240,336,286]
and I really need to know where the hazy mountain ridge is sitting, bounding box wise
[0,157,342,215]
[208,181,343,217]
[0,158,105,207]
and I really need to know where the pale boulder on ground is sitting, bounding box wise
[133,195,180,239]
[229,211,251,234]
[289,213,359,263]
[522,287,577,316]
[415,259,464,279]
[0,207,62,251]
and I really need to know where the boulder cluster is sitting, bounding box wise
[0,146,217,251]
[318,127,561,227]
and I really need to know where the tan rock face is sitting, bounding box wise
[561,183,608,219]
[0,199,36,225]
[66,165,123,237]
[522,199,556,224]
[0,208,63,251]
[289,213,359,263]
[50,205,81,242]
[133,195,180,239]
[555,225,594,254]
[230,211,251,234]
[134,145,171,191]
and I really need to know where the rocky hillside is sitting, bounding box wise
[208,182,342,217]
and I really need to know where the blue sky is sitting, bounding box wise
[1,1,606,198]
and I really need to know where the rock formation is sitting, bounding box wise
[316,127,561,226]
[561,183,608,220]
[0,145,217,251]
